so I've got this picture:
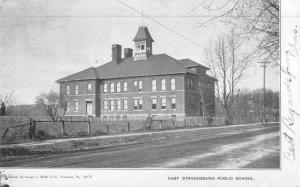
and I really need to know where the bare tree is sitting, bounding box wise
[0,91,17,116]
[198,0,279,63]
[205,30,252,124]
[35,90,63,122]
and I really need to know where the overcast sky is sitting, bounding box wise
[0,0,279,105]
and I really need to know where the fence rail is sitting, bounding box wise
[0,115,276,144]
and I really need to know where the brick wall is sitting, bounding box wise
[184,73,215,116]
[99,74,185,118]
[60,80,99,117]
[59,72,216,118]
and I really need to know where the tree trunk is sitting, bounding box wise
[224,106,232,125]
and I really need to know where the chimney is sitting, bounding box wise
[124,48,133,58]
[112,44,122,64]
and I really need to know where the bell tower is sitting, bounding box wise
[133,26,154,61]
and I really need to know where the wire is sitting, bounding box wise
[115,0,206,49]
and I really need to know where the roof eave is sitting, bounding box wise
[56,78,100,83]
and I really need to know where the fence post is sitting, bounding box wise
[61,120,66,135]
[10,117,13,128]
[106,124,109,134]
[127,121,130,133]
[87,118,91,135]
[32,120,36,140]
[29,118,33,139]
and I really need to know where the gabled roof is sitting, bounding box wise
[178,58,210,69]
[133,26,154,42]
[56,67,99,83]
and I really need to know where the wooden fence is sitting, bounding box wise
[0,115,275,144]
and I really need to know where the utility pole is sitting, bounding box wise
[258,61,270,124]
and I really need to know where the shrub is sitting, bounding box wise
[36,130,52,140]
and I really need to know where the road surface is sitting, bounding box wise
[1,123,279,168]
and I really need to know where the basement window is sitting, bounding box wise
[152,98,157,109]
[161,98,166,109]
[171,97,176,109]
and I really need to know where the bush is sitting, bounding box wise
[93,130,108,136]
[36,130,52,140]
[225,117,233,125]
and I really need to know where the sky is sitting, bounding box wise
[0,0,280,105]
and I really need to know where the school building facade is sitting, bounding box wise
[57,26,216,118]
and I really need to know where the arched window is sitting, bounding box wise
[87,83,92,91]
[171,78,176,90]
[66,85,70,95]
[104,83,107,93]
[110,83,114,93]
[161,79,166,90]
[117,82,121,92]
[75,84,79,95]
[123,82,128,92]
[152,80,157,91]
[138,80,142,91]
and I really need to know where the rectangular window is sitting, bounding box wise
[161,98,166,109]
[138,99,142,109]
[117,82,121,92]
[103,100,108,110]
[134,80,137,86]
[75,84,79,95]
[104,83,107,93]
[152,80,156,91]
[124,82,128,92]
[74,101,78,111]
[117,99,121,110]
[66,101,70,111]
[123,99,128,110]
[161,79,166,90]
[152,98,157,109]
[171,78,175,90]
[87,83,92,91]
[133,99,138,110]
[110,100,114,111]
[138,80,142,91]
[171,97,176,109]
[67,85,70,95]
[110,83,114,93]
